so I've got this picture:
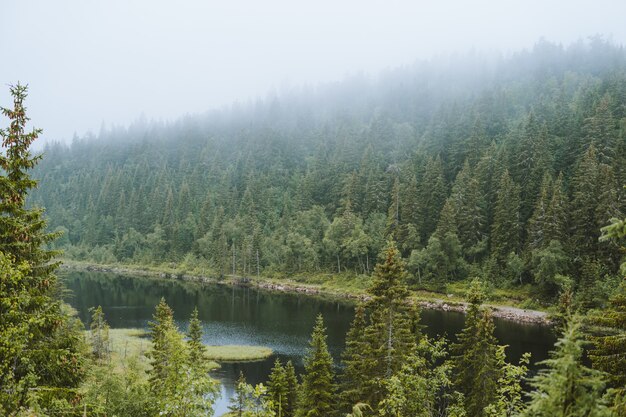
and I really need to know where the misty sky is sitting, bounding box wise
[2,0,626,142]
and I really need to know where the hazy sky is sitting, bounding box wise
[2,0,626,142]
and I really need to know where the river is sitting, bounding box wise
[62,270,556,416]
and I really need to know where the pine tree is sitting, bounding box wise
[297,314,336,417]
[491,169,521,267]
[229,371,248,417]
[90,305,110,362]
[267,359,289,417]
[385,176,401,240]
[527,173,553,251]
[148,297,176,386]
[339,304,368,412]
[148,300,218,416]
[521,315,609,417]
[359,241,419,406]
[285,360,299,417]
[452,280,502,417]
[545,173,568,246]
[418,156,447,242]
[571,146,601,259]
[186,307,207,364]
[0,83,85,412]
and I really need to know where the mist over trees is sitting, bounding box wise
[31,38,626,304]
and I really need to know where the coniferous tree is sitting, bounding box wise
[90,305,110,362]
[521,315,609,417]
[229,371,248,417]
[267,359,289,417]
[571,146,601,259]
[491,170,521,269]
[0,83,86,413]
[452,279,502,417]
[339,304,369,412]
[527,173,553,251]
[148,297,176,386]
[297,314,336,417]
[285,360,299,417]
[187,307,207,364]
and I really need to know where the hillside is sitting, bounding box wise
[33,39,626,306]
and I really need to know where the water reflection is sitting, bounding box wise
[62,271,556,416]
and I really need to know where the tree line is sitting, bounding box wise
[0,39,625,415]
[32,39,626,306]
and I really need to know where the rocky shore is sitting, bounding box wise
[60,262,552,326]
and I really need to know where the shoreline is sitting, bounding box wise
[59,261,552,326]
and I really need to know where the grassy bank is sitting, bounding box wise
[204,345,273,362]
[92,328,222,371]
[62,259,551,325]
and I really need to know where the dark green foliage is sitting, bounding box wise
[267,359,289,417]
[339,241,421,410]
[589,281,626,389]
[229,371,248,417]
[339,304,368,412]
[452,280,502,417]
[285,360,299,417]
[147,299,218,416]
[490,170,521,269]
[297,314,336,417]
[187,307,207,364]
[90,305,110,361]
[28,41,626,302]
[0,84,86,414]
[521,315,609,417]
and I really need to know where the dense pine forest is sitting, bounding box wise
[32,39,626,306]
[2,38,626,417]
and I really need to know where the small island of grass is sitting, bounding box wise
[204,345,273,362]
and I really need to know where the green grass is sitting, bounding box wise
[63,258,549,313]
[204,345,273,362]
[87,328,220,372]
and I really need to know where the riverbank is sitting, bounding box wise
[60,260,552,326]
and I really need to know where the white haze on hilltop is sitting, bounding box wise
[1,0,626,143]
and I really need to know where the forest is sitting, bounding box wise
[31,38,626,306]
[0,38,625,417]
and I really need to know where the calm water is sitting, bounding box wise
[62,271,556,415]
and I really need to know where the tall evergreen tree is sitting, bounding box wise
[285,360,299,417]
[339,304,369,412]
[186,307,207,364]
[452,279,502,417]
[491,169,521,268]
[267,359,289,417]
[297,314,336,417]
[521,315,609,417]
[0,83,86,413]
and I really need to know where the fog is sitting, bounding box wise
[1,0,626,142]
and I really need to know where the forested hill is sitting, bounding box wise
[32,39,626,304]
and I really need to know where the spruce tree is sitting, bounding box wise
[0,83,85,412]
[359,240,419,406]
[521,315,609,417]
[187,307,207,364]
[267,359,289,417]
[148,297,176,386]
[297,314,336,417]
[90,305,110,362]
[229,371,248,417]
[571,146,601,259]
[285,360,299,417]
[589,281,626,387]
[452,279,502,417]
[527,173,553,251]
[339,304,369,412]
[491,169,521,268]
